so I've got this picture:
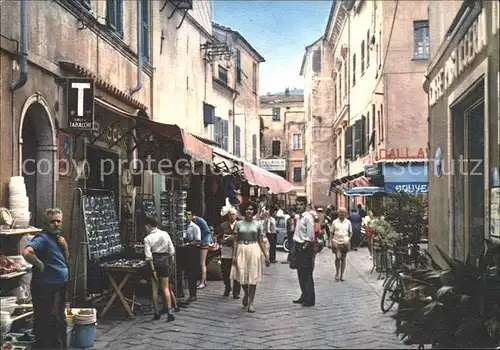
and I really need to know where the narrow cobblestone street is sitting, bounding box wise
[92,249,413,349]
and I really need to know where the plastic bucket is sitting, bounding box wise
[66,324,73,348]
[71,323,95,348]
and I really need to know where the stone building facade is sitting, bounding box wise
[259,91,305,204]
[308,0,430,210]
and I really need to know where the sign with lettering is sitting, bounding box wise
[364,163,382,178]
[429,9,488,106]
[66,78,95,130]
[377,148,427,160]
[384,182,428,194]
[259,159,286,171]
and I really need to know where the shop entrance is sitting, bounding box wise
[86,145,120,210]
[465,100,485,257]
[21,102,55,228]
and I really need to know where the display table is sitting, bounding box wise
[99,259,147,319]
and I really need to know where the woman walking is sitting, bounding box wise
[231,202,271,313]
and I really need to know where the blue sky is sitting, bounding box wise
[213,0,333,94]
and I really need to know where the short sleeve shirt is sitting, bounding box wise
[27,232,68,284]
[236,219,263,241]
[194,217,212,245]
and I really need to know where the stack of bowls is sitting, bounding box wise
[0,296,17,315]
[0,311,12,339]
[9,176,30,228]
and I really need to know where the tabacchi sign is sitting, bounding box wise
[377,148,427,160]
[66,78,95,130]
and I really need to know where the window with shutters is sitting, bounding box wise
[293,167,302,182]
[377,110,381,143]
[361,41,365,74]
[236,49,242,83]
[345,126,353,160]
[380,104,384,141]
[344,62,348,96]
[361,116,367,155]
[312,49,321,73]
[352,54,356,86]
[252,135,257,164]
[222,119,229,151]
[365,113,371,154]
[293,134,302,149]
[106,0,123,37]
[272,107,281,121]
[214,117,221,146]
[413,20,429,60]
[354,120,362,158]
[372,105,377,147]
[234,126,241,157]
[252,63,257,93]
[339,67,343,103]
[218,65,228,85]
[272,140,281,157]
[141,0,149,59]
[366,30,370,67]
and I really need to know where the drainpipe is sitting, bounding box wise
[10,0,28,91]
[130,0,143,95]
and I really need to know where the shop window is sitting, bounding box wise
[413,20,429,60]
[293,167,302,182]
[141,0,149,60]
[106,0,123,37]
[272,107,281,121]
[361,41,365,74]
[293,134,302,149]
[218,65,228,85]
[272,140,281,157]
[234,126,241,157]
[252,134,257,164]
[352,54,356,86]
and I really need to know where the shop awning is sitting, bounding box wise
[134,117,212,164]
[343,186,385,197]
[212,147,294,194]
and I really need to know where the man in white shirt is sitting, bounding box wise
[330,207,352,281]
[144,216,175,322]
[266,209,278,263]
[181,211,202,303]
[292,201,316,307]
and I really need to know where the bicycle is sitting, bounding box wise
[380,241,430,313]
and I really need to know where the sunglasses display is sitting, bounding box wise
[160,190,188,247]
[83,194,123,260]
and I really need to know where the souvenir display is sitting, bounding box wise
[159,191,187,246]
[83,194,123,260]
[135,196,157,242]
[99,258,146,269]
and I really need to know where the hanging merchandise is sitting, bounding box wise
[175,190,188,244]
[135,195,157,242]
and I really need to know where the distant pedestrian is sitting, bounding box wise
[330,208,352,281]
[348,208,362,250]
[266,208,278,263]
[357,204,366,219]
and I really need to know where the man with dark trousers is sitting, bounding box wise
[176,209,201,303]
[292,201,316,307]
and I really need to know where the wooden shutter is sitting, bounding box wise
[361,115,367,155]
[345,126,352,160]
[354,120,362,158]
[222,119,229,150]
[214,117,220,145]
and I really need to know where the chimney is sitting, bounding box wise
[285,87,290,95]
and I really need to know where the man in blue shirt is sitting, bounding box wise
[187,211,212,289]
[23,208,69,350]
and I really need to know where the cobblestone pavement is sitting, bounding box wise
[92,249,413,349]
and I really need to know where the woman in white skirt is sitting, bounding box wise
[231,202,271,313]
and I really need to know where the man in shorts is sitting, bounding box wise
[330,207,352,281]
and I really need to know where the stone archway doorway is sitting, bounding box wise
[20,101,56,228]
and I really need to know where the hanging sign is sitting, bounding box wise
[66,78,95,130]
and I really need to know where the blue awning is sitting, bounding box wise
[343,186,385,197]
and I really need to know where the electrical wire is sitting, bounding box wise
[345,0,399,122]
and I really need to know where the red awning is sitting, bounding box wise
[135,117,212,164]
[243,162,294,194]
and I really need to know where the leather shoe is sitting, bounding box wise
[301,302,314,307]
[293,298,304,304]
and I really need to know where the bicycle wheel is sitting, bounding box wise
[380,274,402,313]
[283,239,290,252]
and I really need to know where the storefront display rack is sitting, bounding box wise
[135,194,157,243]
[159,191,187,247]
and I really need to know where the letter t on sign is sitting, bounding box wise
[71,82,91,117]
